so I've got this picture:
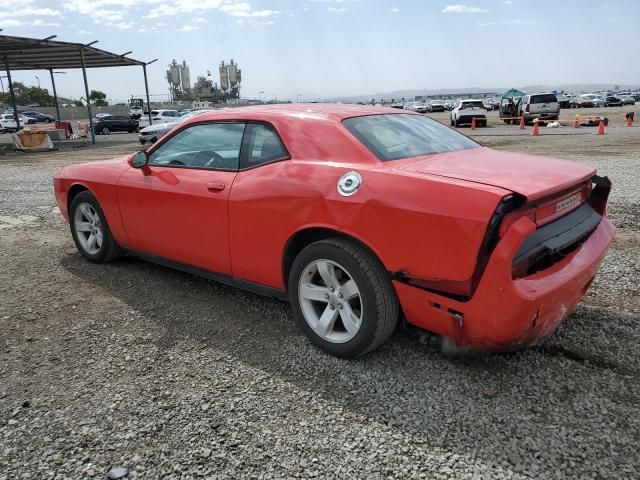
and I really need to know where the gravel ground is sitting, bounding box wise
[0,112,639,479]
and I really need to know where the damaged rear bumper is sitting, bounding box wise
[393,213,615,349]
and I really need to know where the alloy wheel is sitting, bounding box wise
[73,202,103,255]
[298,259,363,343]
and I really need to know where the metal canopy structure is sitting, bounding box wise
[1,33,156,144]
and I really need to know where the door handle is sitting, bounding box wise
[207,182,226,192]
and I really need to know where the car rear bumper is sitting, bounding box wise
[394,214,615,349]
[457,115,486,124]
[523,112,560,121]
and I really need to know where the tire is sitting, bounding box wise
[101,126,110,135]
[69,191,124,263]
[288,237,399,358]
[450,117,454,126]
[454,117,460,128]
[44,118,51,123]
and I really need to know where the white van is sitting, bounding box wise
[518,93,559,123]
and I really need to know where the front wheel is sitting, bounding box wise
[70,191,124,263]
[289,238,398,358]
[101,126,110,135]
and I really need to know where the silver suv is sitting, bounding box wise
[518,93,559,123]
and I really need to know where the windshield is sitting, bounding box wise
[343,114,478,161]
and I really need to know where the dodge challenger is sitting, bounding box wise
[53,105,615,357]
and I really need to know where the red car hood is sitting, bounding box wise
[398,147,595,201]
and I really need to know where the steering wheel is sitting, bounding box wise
[200,151,226,168]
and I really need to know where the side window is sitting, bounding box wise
[241,124,288,169]
[149,122,245,170]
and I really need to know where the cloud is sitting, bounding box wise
[0,6,62,17]
[504,0,512,4]
[390,7,399,12]
[176,24,198,31]
[78,29,94,35]
[442,4,488,13]
[145,0,279,18]
[478,18,535,26]
[328,6,346,13]
[107,21,134,29]
[30,19,62,26]
[0,18,23,27]
[0,17,61,27]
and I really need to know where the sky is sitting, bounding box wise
[1,0,639,103]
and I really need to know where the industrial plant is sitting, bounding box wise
[166,58,242,103]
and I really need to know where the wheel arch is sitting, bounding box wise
[66,182,93,217]
[282,226,388,291]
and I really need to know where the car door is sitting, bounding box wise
[117,121,246,275]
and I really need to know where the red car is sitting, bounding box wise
[53,105,615,357]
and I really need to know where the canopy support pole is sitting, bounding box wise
[49,69,61,123]
[143,64,152,126]
[4,56,20,130]
[80,48,96,145]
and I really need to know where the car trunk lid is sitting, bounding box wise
[398,147,594,202]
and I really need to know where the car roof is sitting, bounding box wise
[183,103,417,125]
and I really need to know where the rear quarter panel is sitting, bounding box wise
[228,160,507,291]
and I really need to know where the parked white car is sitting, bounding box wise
[579,94,605,108]
[450,99,487,127]
[138,109,212,145]
[0,113,36,132]
[0,114,18,133]
[138,109,181,129]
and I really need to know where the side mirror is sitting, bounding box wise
[132,151,148,168]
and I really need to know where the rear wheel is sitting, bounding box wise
[70,191,124,263]
[288,238,398,358]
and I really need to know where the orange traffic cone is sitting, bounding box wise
[626,115,633,127]
[532,119,540,136]
[519,116,525,130]
[597,118,605,135]
[471,117,476,130]
[573,114,580,128]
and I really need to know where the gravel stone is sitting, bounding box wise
[106,466,129,479]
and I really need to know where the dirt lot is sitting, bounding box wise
[1,109,639,479]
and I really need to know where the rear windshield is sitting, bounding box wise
[460,101,484,109]
[530,94,558,104]
[343,114,478,161]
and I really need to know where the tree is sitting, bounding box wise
[89,89,108,106]
[73,99,84,107]
[0,81,55,107]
